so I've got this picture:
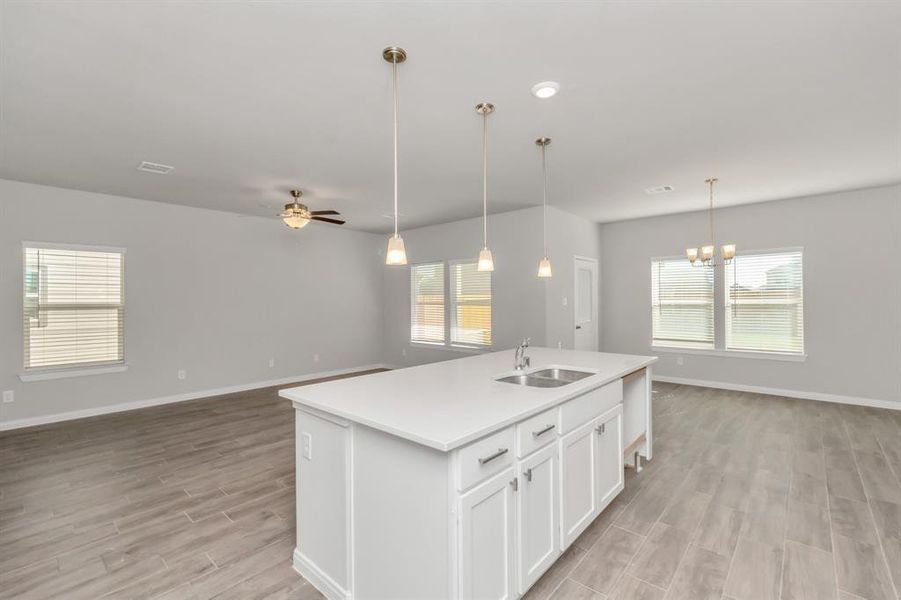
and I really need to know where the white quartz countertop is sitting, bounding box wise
[279,348,657,452]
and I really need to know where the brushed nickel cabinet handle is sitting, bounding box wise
[596,423,606,434]
[524,468,533,482]
[478,447,509,465]
[532,424,556,437]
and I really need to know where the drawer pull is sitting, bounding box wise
[532,424,556,437]
[478,447,509,465]
[524,467,533,482]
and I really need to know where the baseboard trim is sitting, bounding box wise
[653,375,899,411]
[293,547,350,600]
[0,363,394,432]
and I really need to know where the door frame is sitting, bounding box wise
[573,255,599,351]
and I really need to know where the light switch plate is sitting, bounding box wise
[2,391,13,404]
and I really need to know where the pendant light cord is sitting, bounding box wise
[392,57,399,238]
[482,111,488,247]
[708,178,715,245]
[541,144,548,256]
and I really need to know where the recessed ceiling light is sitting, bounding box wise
[531,81,560,99]
[136,161,174,175]
[645,185,675,195]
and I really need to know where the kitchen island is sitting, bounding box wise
[279,347,656,600]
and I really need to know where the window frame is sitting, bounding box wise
[724,246,805,356]
[649,247,806,362]
[649,254,715,350]
[409,258,492,352]
[19,241,128,381]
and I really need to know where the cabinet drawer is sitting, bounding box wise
[560,379,623,434]
[516,407,559,458]
[457,426,515,491]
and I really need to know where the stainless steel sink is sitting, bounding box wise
[529,368,594,383]
[496,367,594,388]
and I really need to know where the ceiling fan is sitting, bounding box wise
[279,190,346,229]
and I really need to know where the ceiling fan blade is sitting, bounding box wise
[311,216,346,225]
[310,210,340,216]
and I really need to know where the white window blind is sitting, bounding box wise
[23,245,125,370]
[651,258,714,349]
[726,250,804,354]
[450,262,492,347]
[411,263,445,344]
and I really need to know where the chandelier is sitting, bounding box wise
[686,177,735,267]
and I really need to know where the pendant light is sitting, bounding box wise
[383,46,408,266]
[536,137,553,278]
[685,177,735,267]
[476,102,495,271]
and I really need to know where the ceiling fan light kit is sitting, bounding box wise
[279,189,345,229]
[685,177,735,267]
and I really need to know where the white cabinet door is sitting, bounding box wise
[459,468,517,600]
[594,405,624,513]
[517,443,560,593]
[560,419,598,548]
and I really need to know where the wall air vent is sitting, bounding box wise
[645,185,674,195]
[137,161,174,175]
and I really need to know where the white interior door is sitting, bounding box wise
[574,257,599,351]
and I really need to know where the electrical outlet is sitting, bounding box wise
[562,297,568,307]
[301,432,312,460]
[2,391,13,404]
[676,356,684,366]
[177,369,186,380]
[402,348,407,357]
[268,358,275,368]
[557,341,563,349]
[313,353,320,364]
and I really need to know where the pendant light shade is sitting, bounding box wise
[476,102,495,271]
[383,46,408,266]
[386,234,407,266]
[537,257,553,278]
[478,248,494,271]
[536,137,553,278]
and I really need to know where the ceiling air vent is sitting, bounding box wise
[137,161,174,175]
[645,185,674,195]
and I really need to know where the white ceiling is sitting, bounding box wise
[2,1,899,233]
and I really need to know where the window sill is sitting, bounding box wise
[650,346,807,362]
[410,341,491,355]
[19,363,128,382]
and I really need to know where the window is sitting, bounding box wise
[726,250,803,354]
[651,257,714,349]
[411,262,445,344]
[450,262,491,347]
[23,244,125,371]
[410,260,491,348]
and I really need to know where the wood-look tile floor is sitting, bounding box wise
[526,383,901,600]
[2,378,899,599]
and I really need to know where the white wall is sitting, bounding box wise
[601,184,901,404]
[381,206,602,368]
[0,179,386,425]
